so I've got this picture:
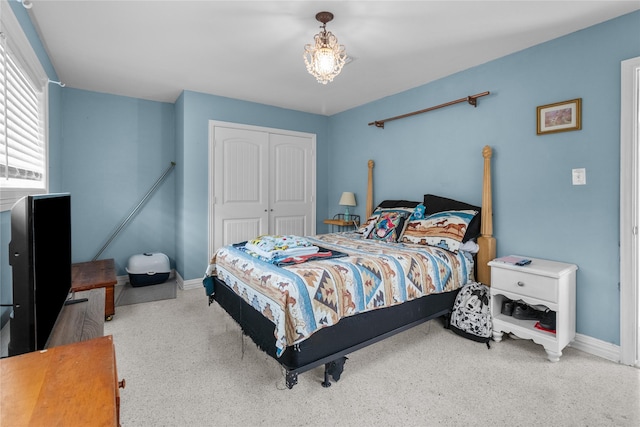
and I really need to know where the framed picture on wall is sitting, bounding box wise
[536,98,582,135]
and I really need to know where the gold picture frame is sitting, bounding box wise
[536,98,582,135]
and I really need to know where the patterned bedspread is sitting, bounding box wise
[208,233,474,357]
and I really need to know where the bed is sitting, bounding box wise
[204,145,496,389]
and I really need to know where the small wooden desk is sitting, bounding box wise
[0,335,122,426]
[324,215,360,232]
[72,258,117,320]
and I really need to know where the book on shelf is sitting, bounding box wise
[493,255,532,266]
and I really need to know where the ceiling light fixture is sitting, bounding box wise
[303,11,347,84]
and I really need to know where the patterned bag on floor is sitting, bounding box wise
[449,282,492,348]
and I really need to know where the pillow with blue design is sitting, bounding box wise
[367,210,409,242]
[423,194,481,242]
[356,200,420,241]
[400,209,478,253]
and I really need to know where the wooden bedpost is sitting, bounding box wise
[476,145,496,285]
[366,160,375,219]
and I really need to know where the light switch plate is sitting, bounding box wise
[572,168,586,185]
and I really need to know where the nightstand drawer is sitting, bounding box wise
[491,268,557,302]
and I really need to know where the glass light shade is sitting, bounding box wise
[314,48,336,75]
[304,29,347,84]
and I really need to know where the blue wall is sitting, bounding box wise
[175,91,329,280]
[1,3,638,346]
[326,11,640,345]
[60,89,176,272]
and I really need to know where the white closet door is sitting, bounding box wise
[269,133,315,237]
[213,126,269,250]
[210,122,316,255]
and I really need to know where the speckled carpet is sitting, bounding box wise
[105,288,640,427]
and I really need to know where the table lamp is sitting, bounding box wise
[339,192,356,222]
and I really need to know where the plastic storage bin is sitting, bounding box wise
[126,252,170,287]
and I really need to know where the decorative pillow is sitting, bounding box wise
[423,194,481,242]
[356,213,380,235]
[410,203,426,220]
[357,205,415,237]
[374,201,419,221]
[373,206,415,219]
[367,211,408,242]
[400,209,478,253]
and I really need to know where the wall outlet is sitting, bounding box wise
[572,168,586,185]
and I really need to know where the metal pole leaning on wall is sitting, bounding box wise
[92,161,176,261]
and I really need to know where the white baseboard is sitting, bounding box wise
[571,333,621,363]
[116,274,128,287]
[175,271,203,290]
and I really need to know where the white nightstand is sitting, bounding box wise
[488,257,577,362]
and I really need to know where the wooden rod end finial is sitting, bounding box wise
[366,160,375,219]
[482,145,492,159]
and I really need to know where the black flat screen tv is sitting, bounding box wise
[8,193,72,356]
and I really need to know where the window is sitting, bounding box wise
[0,0,48,211]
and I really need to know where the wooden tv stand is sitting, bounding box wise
[47,288,105,347]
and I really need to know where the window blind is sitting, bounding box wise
[0,33,45,186]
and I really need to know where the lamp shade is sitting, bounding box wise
[339,192,356,207]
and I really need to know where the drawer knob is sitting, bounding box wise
[119,378,126,389]
[517,281,525,287]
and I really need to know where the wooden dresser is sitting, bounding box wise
[0,335,123,426]
[1,287,124,426]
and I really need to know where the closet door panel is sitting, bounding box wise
[213,127,269,250]
[269,134,314,236]
[210,122,316,257]
[220,218,262,248]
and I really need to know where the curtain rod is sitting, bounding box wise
[48,79,66,87]
[368,91,490,129]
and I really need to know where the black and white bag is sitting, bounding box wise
[449,282,492,348]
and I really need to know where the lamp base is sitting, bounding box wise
[344,207,350,222]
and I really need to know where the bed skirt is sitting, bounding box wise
[211,275,460,385]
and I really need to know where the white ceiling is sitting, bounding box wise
[24,0,640,116]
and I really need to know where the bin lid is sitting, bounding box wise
[126,252,170,275]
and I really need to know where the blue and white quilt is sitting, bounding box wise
[207,233,474,357]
